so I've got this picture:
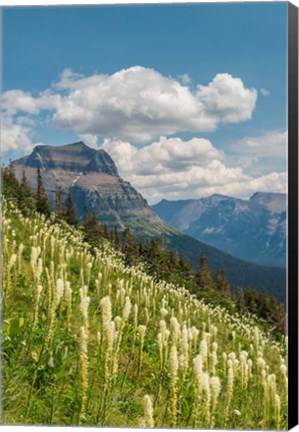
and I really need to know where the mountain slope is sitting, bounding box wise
[12,142,286,301]
[3,197,287,428]
[153,193,287,268]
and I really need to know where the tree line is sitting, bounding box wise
[2,164,286,337]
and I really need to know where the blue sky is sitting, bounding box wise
[2,2,288,203]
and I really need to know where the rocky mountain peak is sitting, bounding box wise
[14,142,119,176]
[249,191,287,212]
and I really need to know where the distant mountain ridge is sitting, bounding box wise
[12,142,286,302]
[153,192,287,268]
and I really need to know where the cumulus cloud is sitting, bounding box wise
[99,136,287,203]
[235,130,287,157]
[102,136,224,176]
[1,88,59,155]
[1,117,43,155]
[1,67,258,155]
[1,66,258,153]
[196,73,257,123]
[52,67,257,142]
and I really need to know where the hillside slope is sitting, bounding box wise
[12,142,286,300]
[3,199,287,428]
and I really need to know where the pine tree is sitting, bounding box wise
[36,168,51,217]
[55,182,65,219]
[215,269,233,299]
[101,224,109,239]
[83,212,101,245]
[138,235,146,255]
[237,287,246,313]
[197,252,213,288]
[65,188,77,225]
[122,228,138,265]
[3,164,20,200]
[178,255,194,284]
[83,206,89,223]
[113,225,121,248]
[169,249,178,267]
[19,171,36,215]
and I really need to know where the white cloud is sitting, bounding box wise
[235,130,287,157]
[1,66,258,153]
[99,136,287,203]
[52,66,214,141]
[1,88,60,117]
[79,134,99,149]
[196,73,257,123]
[1,117,43,155]
[2,90,40,117]
[0,88,58,156]
[180,73,191,85]
[102,136,224,176]
[52,68,257,142]
[260,88,270,97]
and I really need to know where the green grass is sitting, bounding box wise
[2,199,288,429]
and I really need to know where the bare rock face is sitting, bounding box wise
[12,141,165,235]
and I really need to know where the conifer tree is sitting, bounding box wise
[55,182,65,219]
[65,187,77,225]
[19,171,36,215]
[83,212,101,245]
[113,225,121,248]
[169,249,178,267]
[101,224,109,239]
[36,168,51,217]
[215,269,233,299]
[138,234,147,255]
[3,164,20,200]
[178,255,194,281]
[237,287,246,313]
[197,252,213,288]
[122,228,138,265]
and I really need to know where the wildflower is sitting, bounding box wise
[169,345,179,427]
[257,356,266,371]
[143,395,154,428]
[274,394,281,429]
[224,366,234,424]
[100,296,112,333]
[202,372,211,425]
[122,297,132,323]
[170,317,180,346]
[179,324,189,378]
[138,325,146,374]
[200,339,208,366]
[8,253,17,270]
[210,376,221,410]
[80,296,90,330]
[54,278,64,310]
[160,307,168,318]
[65,281,73,330]
[79,326,88,423]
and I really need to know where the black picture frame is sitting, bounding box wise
[288,2,299,429]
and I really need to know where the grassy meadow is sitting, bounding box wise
[2,199,288,428]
